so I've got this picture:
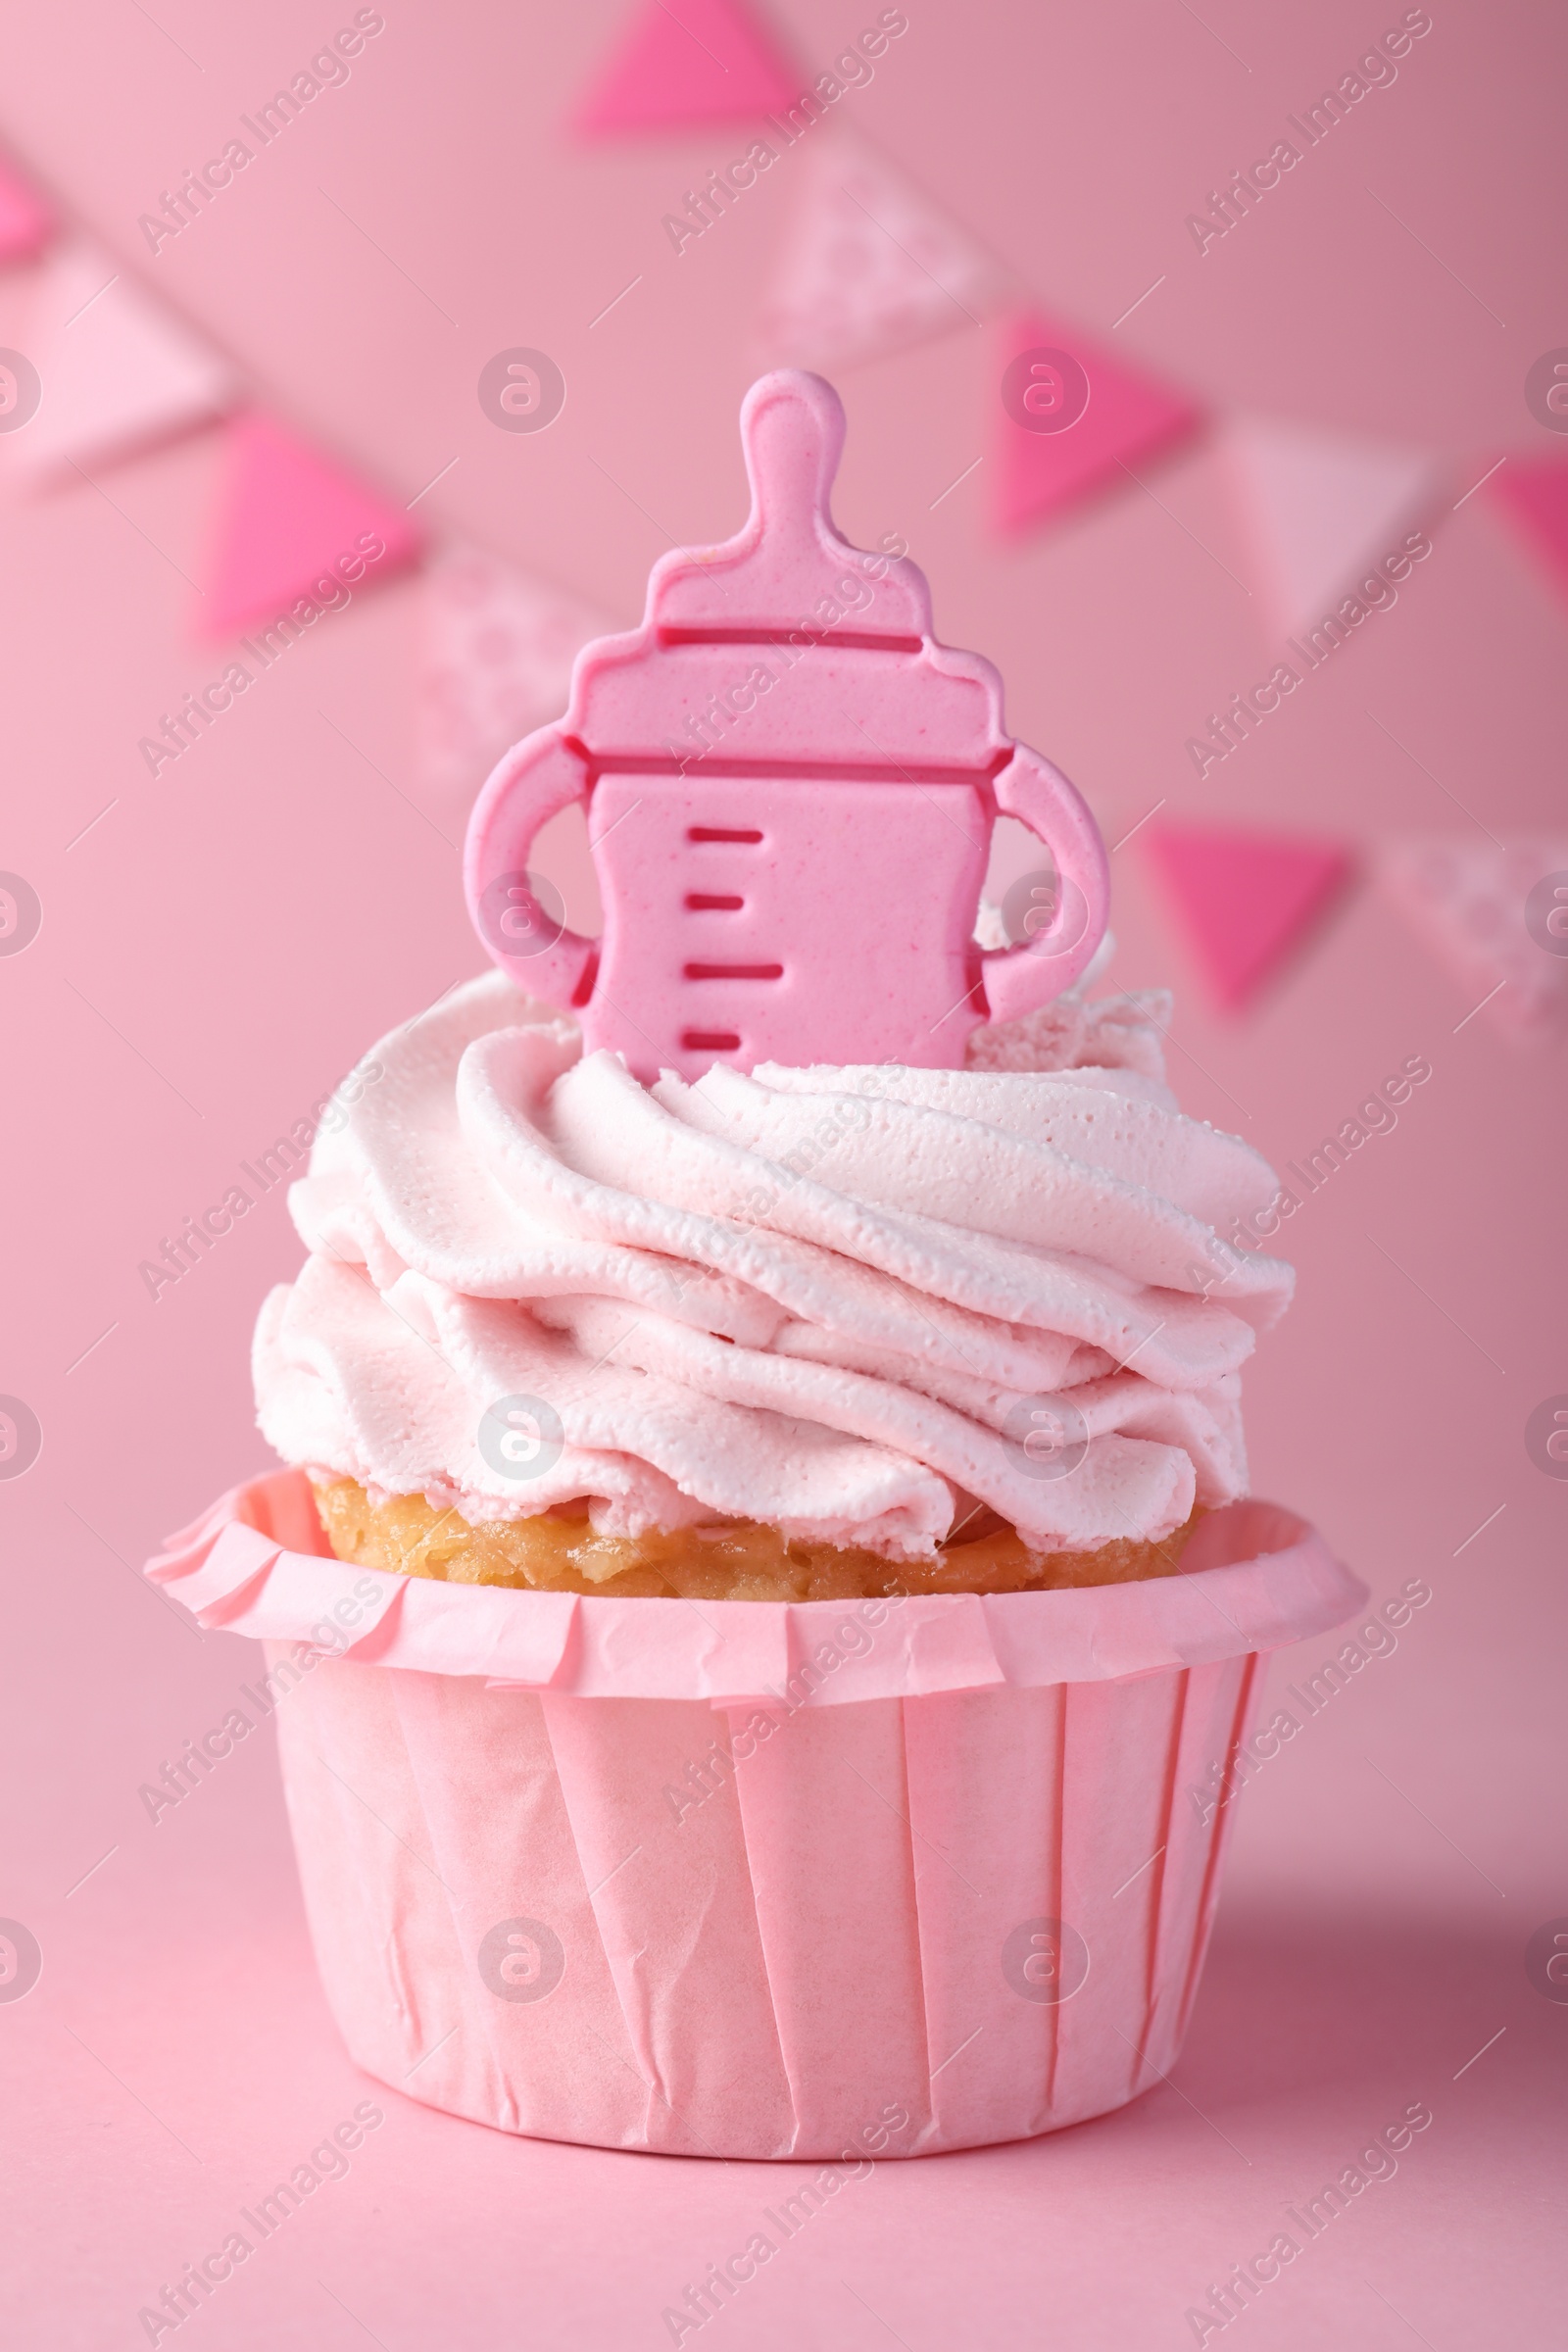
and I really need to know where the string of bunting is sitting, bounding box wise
[564,0,1567,1038]
[1,14,1562,1039]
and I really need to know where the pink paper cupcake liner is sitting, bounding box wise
[148,1473,1363,2159]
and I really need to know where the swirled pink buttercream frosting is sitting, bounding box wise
[253,971,1293,1560]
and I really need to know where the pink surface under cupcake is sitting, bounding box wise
[147,372,1362,2159]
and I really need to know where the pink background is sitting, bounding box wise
[1,0,1563,2342]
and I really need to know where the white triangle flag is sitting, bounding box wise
[9,238,235,481]
[419,543,612,800]
[1379,838,1568,1041]
[1227,416,1441,640]
[755,132,1004,374]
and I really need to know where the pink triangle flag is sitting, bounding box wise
[419,543,612,799]
[994,308,1200,535]
[1488,458,1568,601]
[8,237,236,481]
[1380,838,1568,1040]
[201,411,422,641]
[0,152,53,266]
[1144,824,1353,1011]
[1226,416,1438,638]
[573,0,800,136]
[755,133,1004,375]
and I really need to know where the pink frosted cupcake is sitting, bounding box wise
[151,373,1360,2159]
[258,963,1286,1604]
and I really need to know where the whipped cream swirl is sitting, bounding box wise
[254,972,1293,1560]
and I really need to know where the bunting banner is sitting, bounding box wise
[7,237,235,481]
[994,307,1201,536]
[0,116,1564,1039]
[199,411,422,641]
[572,0,801,136]
[1143,824,1355,1012]
[419,543,612,799]
[1225,415,1441,639]
[1489,457,1568,602]
[756,133,1004,375]
[1379,838,1568,1040]
[0,149,52,266]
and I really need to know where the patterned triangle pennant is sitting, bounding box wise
[419,544,612,799]
[755,133,1004,374]
[9,237,235,480]
[1144,824,1354,1011]
[994,308,1200,535]
[1227,416,1440,637]
[573,0,800,135]
[200,411,421,640]
[1380,838,1568,1040]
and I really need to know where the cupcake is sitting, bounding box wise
[152,372,1361,2159]
[259,963,1289,1608]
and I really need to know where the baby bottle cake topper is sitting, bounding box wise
[464,369,1108,1081]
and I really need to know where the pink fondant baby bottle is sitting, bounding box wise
[465,370,1108,1080]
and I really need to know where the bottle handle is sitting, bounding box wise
[464,725,597,1007]
[466,730,1111,1036]
[978,744,1110,1025]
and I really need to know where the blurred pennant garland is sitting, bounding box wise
[419,543,612,802]
[0,147,51,263]
[1,62,1565,1039]
[1224,416,1441,642]
[14,236,236,482]
[1378,840,1568,1042]
[752,130,1004,375]
[1142,826,1355,1014]
[992,306,1201,534]
[572,0,802,137]
[1488,459,1568,601]
[199,411,422,640]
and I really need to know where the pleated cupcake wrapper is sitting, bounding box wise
[147,1472,1364,2158]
